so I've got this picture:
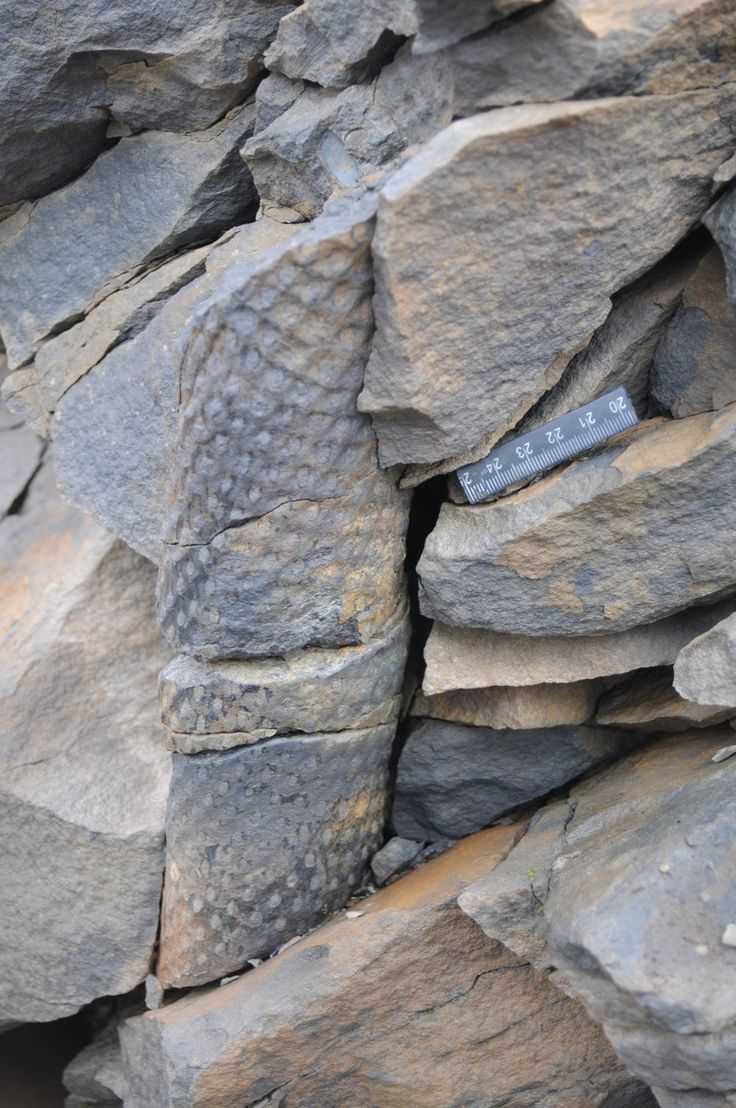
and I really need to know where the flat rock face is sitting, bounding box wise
[412,0,544,53]
[122,826,647,1108]
[392,718,636,840]
[0,402,43,517]
[419,408,736,636]
[359,88,736,467]
[265,0,418,87]
[596,667,734,731]
[160,601,409,751]
[460,729,736,1103]
[157,196,409,659]
[157,725,394,988]
[0,459,171,1025]
[423,601,736,692]
[49,219,295,562]
[413,680,600,729]
[652,245,736,418]
[674,613,736,708]
[0,0,292,206]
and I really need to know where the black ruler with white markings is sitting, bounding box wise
[457,388,639,504]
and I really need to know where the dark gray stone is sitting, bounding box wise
[157,725,394,988]
[705,185,736,306]
[370,836,424,885]
[160,600,409,749]
[0,1,292,206]
[392,718,636,841]
[157,196,409,659]
[418,407,736,637]
[0,106,257,369]
[596,667,734,731]
[651,245,736,417]
[63,1020,125,1107]
[412,0,544,53]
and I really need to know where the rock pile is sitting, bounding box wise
[1,0,736,1105]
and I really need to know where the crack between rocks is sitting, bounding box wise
[168,494,343,547]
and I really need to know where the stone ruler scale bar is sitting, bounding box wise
[457,388,639,504]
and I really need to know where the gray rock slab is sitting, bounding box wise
[160,601,409,748]
[0,457,171,1025]
[392,718,636,841]
[423,600,736,693]
[652,245,736,417]
[0,106,257,369]
[359,88,736,468]
[265,0,418,88]
[157,725,394,988]
[157,196,409,659]
[413,680,601,729]
[63,1020,126,1107]
[49,219,294,561]
[412,0,544,53]
[674,612,736,708]
[596,667,734,731]
[242,44,453,219]
[0,405,42,518]
[0,1,291,206]
[418,408,736,636]
[705,184,736,306]
[370,835,424,885]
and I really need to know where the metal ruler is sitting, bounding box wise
[457,388,639,504]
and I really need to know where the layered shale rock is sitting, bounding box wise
[158,195,409,659]
[460,729,736,1104]
[158,725,394,987]
[412,0,545,54]
[122,827,649,1108]
[413,680,601,729]
[596,668,734,731]
[674,612,736,708]
[419,408,736,636]
[0,0,292,206]
[0,458,170,1025]
[392,718,635,840]
[359,89,736,468]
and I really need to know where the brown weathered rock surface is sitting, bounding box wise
[674,612,736,708]
[122,826,648,1107]
[419,408,736,636]
[596,667,734,731]
[413,679,600,729]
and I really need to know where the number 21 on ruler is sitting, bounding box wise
[579,411,595,429]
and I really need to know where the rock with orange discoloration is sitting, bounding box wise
[0,457,170,1026]
[157,723,394,989]
[418,407,736,636]
[596,667,734,731]
[122,825,651,1107]
[413,679,601,729]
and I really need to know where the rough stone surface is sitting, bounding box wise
[49,219,294,561]
[651,246,736,418]
[157,725,394,988]
[242,45,453,219]
[359,89,736,468]
[0,106,258,370]
[160,601,409,749]
[392,718,636,841]
[0,1,292,206]
[419,408,736,636]
[0,401,43,517]
[370,835,424,885]
[423,600,736,693]
[0,459,171,1025]
[674,612,736,708]
[461,729,736,1103]
[596,667,734,731]
[122,826,647,1108]
[705,186,736,306]
[265,0,418,87]
[63,1020,126,1107]
[412,0,544,53]
[157,196,410,659]
[413,679,600,729]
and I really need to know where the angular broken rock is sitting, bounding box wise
[0,106,257,369]
[596,668,734,731]
[392,718,636,840]
[419,408,736,636]
[651,244,736,418]
[705,184,736,306]
[157,196,410,659]
[63,1019,126,1108]
[412,0,544,53]
[122,825,647,1108]
[0,459,171,1025]
[48,219,294,562]
[0,401,43,518]
[423,600,736,693]
[359,88,736,467]
[157,724,394,988]
[674,612,736,708]
[370,835,423,885]
[413,679,600,730]
[160,601,409,751]
[265,0,418,88]
[461,728,736,1103]
[0,0,291,206]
